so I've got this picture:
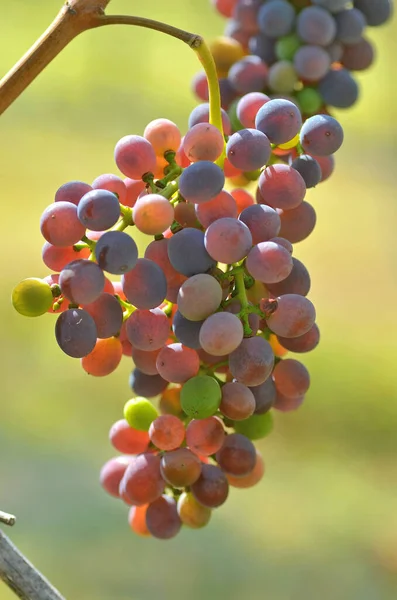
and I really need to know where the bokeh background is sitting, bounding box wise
[1,1,397,599]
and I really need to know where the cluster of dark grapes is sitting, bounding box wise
[12,95,342,538]
[193,0,393,114]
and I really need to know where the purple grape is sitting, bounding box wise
[353,0,392,26]
[277,322,320,353]
[246,240,293,283]
[318,68,359,109]
[226,128,271,171]
[257,0,296,38]
[216,433,256,477]
[266,257,311,297]
[179,161,225,205]
[122,259,167,310]
[77,189,120,231]
[59,259,104,304]
[297,6,337,46]
[239,203,281,244]
[205,218,253,264]
[229,336,274,386]
[199,312,244,356]
[146,496,182,540]
[255,99,302,145]
[249,34,277,63]
[300,114,344,156]
[334,8,366,44]
[191,464,229,508]
[249,378,276,414]
[341,37,375,71]
[293,45,331,81]
[55,308,97,358]
[95,231,138,275]
[278,201,317,244]
[228,56,268,94]
[188,103,232,136]
[172,311,204,350]
[82,293,123,338]
[125,308,170,351]
[114,135,156,179]
[92,173,127,204]
[233,0,262,33]
[266,293,316,338]
[54,180,92,205]
[40,202,85,247]
[129,369,168,398]
[167,228,216,277]
[258,164,306,210]
[291,155,322,188]
[195,190,238,229]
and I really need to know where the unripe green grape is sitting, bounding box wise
[12,278,53,317]
[177,492,211,529]
[124,397,159,431]
[275,34,301,61]
[228,99,244,132]
[181,375,221,419]
[233,411,274,440]
[296,88,323,115]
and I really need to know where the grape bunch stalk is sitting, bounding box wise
[9,0,391,542]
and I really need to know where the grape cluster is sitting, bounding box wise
[12,98,340,538]
[194,0,394,113]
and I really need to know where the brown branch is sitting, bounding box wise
[0,0,112,116]
[0,511,16,527]
[0,529,65,600]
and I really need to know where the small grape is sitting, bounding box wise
[124,397,159,431]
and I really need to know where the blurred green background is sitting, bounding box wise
[1,1,397,599]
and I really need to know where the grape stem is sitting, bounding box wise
[0,511,15,527]
[234,269,253,336]
[0,527,66,600]
[0,1,224,147]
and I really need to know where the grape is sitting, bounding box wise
[95,231,138,275]
[191,464,229,508]
[131,347,160,375]
[218,77,240,110]
[233,0,262,33]
[181,375,221,419]
[159,387,183,417]
[311,153,335,181]
[297,6,337,46]
[12,278,53,317]
[128,505,150,537]
[119,453,165,506]
[239,204,281,245]
[341,37,375,71]
[199,312,244,356]
[246,241,293,284]
[160,448,202,487]
[227,450,265,488]
[124,397,159,431]
[125,308,169,351]
[177,492,212,528]
[100,456,130,498]
[300,114,344,156]
[133,194,174,235]
[146,496,181,540]
[296,87,323,115]
[109,419,149,454]
[143,118,181,156]
[275,33,301,60]
[210,36,245,75]
[231,188,255,213]
[255,99,302,146]
[129,369,168,398]
[267,60,298,93]
[40,201,85,247]
[226,129,271,172]
[277,323,320,353]
[55,180,92,205]
[293,45,330,81]
[266,257,311,297]
[167,228,216,277]
[228,56,268,94]
[59,259,104,304]
[119,322,132,356]
[353,0,392,26]
[220,381,256,420]
[224,19,251,49]
[274,392,305,411]
[233,411,274,440]
[145,237,180,280]
[122,258,167,310]
[249,378,276,414]
[318,68,359,109]
[188,103,232,136]
[273,358,310,398]
[177,274,222,322]
[258,164,306,210]
[236,92,270,129]
[149,415,185,451]
[249,33,277,64]
[205,218,252,263]
[212,0,238,18]
[186,417,225,456]
[77,190,120,231]
[55,308,97,357]
[216,433,256,476]
[195,190,238,228]
[123,178,146,208]
[81,336,122,376]
[81,293,123,339]
[42,242,90,272]
[229,336,274,386]
[172,311,203,350]
[166,272,188,303]
[291,154,322,188]
[266,293,316,338]
[114,135,157,179]
[269,236,293,254]
[334,8,366,45]
[278,201,317,243]
[92,173,127,204]
[156,343,200,384]
[174,201,198,228]
[257,0,296,38]
[183,123,224,163]
[179,161,225,205]
[312,0,350,11]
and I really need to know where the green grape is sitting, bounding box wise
[12,277,53,317]
[296,88,323,115]
[233,411,274,440]
[124,397,159,431]
[275,34,301,61]
[243,168,262,182]
[177,492,211,529]
[181,375,221,419]
[227,99,244,132]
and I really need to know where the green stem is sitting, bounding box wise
[234,269,252,336]
[159,179,180,200]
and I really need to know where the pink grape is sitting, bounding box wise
[54,180,92,205]
[100,456,131,498]
[277,323,320,353]
[236,92,270,128]
[121,258,167,309]
[82,293,123,338]
[156,343,200,383]
[92,173,127,205]
[146,495,182,540]
[109,419,149,454]
[177,273,222,321]
[246,241,293,284]
[272,358,310,398]
[114,135,157,179]
[131,347,161,375]
[174,202,198,228]
[220,381,256,420]
[231,188,255,213]
[133,194,174,235]
[160,448,202,487]
[40,202,85,247]
[42,242,90,272]
[149,415,185,451]
[199,312,244,356]
[266,257,311,297]
[119,453,165,506]
[183,123,224,162]
[123,178,146,207]
[265,294,316,338]
[274,393,305,412]
[143,118,181,156]
[125,308,170,351]
[186,417,225,456]
[258,164,306,210]
[229,336,274,386]
[195,190,238,228]
[227,450,265,488]
[239,204,281,245]
[205,217,252,263]
[278,201,317,243]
